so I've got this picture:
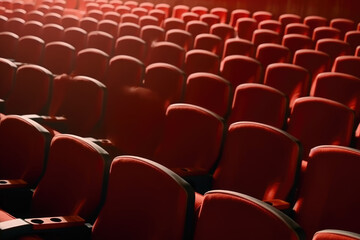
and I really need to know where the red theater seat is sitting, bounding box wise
[97,19,118,38]
[163,17,186,31]
[114,36,146,62]
[0,58,16,100]
[139,15,159,27]
[279,13,301,27]
[186,20,209,37]
[63,27,87,53]
[330,18,355,39]
[42,41,75,75]
[117,22,140,38]
[185,49,220,75]
[332,55,360,79]
[79,16,98,33]
[256,43,291,71]
[165,29,193,52]
[313,230,360,240]
[304,15,327,36]
[222,37,255,58]
[312,26,341,42]
[41,23,64,44]
[284,23,310,36]
[210,23,236,42]
[194,33,222,56]
[228,83,288,129]
[194,190,305,240]
[252,10,272,23]
[344,30,360,54]
[22,20,43,38]
[87,30,114,56]
[5,17,25,36]
[200,13,220,27]
[181,11,199,23]
[0,31,18,59]
[172,4,189,19]
[15,35,45,65]
[148,41,185,68]
[315,38,351,64]
[229,9,250,27]
[210,7,228,23]
[235,17,257,41]
[258,19,282,34]
[252,29,281,48]
[282,34,313,60]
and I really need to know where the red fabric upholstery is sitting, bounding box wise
[79,17,98,33]
[0,32,18,59]
[228,83,288,129]
[252,29,281,48]
[5,64,53,115]
[41,23,64,44]
[303,16,327,36]
[213,121,301,202]
[43,41,75,75]
[63,27,87,54]
[310,72,360,120]
[229,9,250,27]
[200,14,220,27]
[5,17,24,36]
[185,49,220,76]
[30,134,110,220]
[194,33,222,56]
[235,17,257,41]
[344,31,360,54]
[222,38,255,58]
[256,43,291,70]
[114,36,146,62]
[0,115,51,187]
[185,72,231,118]
[22,21,43,38]
[264,63,310,108]
[312,26,341,42]
[117,22,141,38]
[144,63,185,106]
[287,97,355,158]
[186,20,209,38]
[294,146,360,239]
[0,58,16,100]
[165,29,193,52]
[61,14,80,29]
[163,17,185,31]
[315,39,351,64]
[284,23,310,36]
[91,155,194,240]
[153,103,224,172]
[148,41,185,68]
[259,20,282,34]
[87,31,114,56]
[313,230,360,240]
[330,18,355,39]
[293,49,331,82]
[97,19,118,38]
[220,55,262,88]
[332,55,360,79]
[193,190,304,240]
[282,34,313,59]
[15,36,44,65]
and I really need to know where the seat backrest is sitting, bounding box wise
[220,55,262,88]
[139,15,159,27]
[30,134,111,221]
[106,55,144,88]
[0,115,51,187]
[315,38,351,64]
[148,41,185,68]
[5,64,53,115]
[303,15,327,36]
[284,23,310,36]
[294,145,360,238]
[43,41,75,75]
[165,29,193,52]
[256,43,291,71]
[344,30,360,54]
[41,23,64,44]
[235,17,257,41]
[63,27,87,54]
[79,16,98,33]
[332,55,360,79]
[252,29,280,48]
[15,35,45,64]
[330,18,355,39]
[163,17,186,31]
[185,49,220,76]
[114,36,146,62]
[210,7,228,23]
[252,10,273,23]
[48,75,106,136]
[312,26,341,42]
[181,11,199,23]
[229,9,250,27]
[264,63,310,108]
[5,17,25,36]
[60,14,80,28]
[185,72,232,118]
[310,72,360,120]
[144,62,185,106]
[185,20,209,38]
[258,19,282,34]
[194,33,222,56]
[293,49,331,82]
[97,19,118,38]
[282,34,313,59]
[279,13,301,27]
[91,155,195,240]
[172,4,189,18]
[153,103,224,172]
[87,30,114,56]
[287,97,355,157]
[227,83,289,129]
[43,12,62,25]
[222,37,254,58]
[194,190,305,240]
[22,20,43,38]
[0,57,17,99]
[0,32,18,59]
[120,13,139,24]
[104,86,166,158]
[200,13,220,27]
[313,230,360,240]
[117,22,141,38]
[74,48,109,83]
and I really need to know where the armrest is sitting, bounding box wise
[0,216,86,239]
[173,168,213,195]
[87,138,122,159]
[0,179,28,189]
[264,199,291,210]
[24,114,68,133]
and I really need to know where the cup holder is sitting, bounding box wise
[31,219,44,224]
[50,217,62,223]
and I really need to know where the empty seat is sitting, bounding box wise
[106,55,144,88]
[165,29,193,52]
[194,33,222,56]
[148,41,185,69]
[293,49,331,82]
[186,20,209,37]
[313,230,360,240]
[258,19,282,34]
[114,36,146,62]
[0,31,18,59]
[293,145,360,238]
[26,10,44,22]
[120,13,139,24]
[41,23,64,44]
[303,15,327,36]
[181,11,199,23]
[191,6,208,16]
[2,64,53,115]
[155,3,170,18]
[210,7,228,23]
[279,13,301,27]
[163,17,186,31]
[222,38,255,58]
[332,55,360,79]
[229,9,250,27]
[60,14,80,28]
[185,72,231,118]
[149,9,166,25]
[235,17,257,41]
[139,15,159,27]
[0,115,51,188]
[87,9,104,21]
[103,11,121,23]
[22,20,43,38]
[63,27,87,53]
[97,19,118,38]
[220,55,262,88]
[140,25,165,47]
[45,74,106,136]
[0,58,16,99]
[330,18,355,39]
[194,190,305,240]
[315,38,351,64]
[100,3,115,13]
[172,5,189,19]
[79,16,98,33]
[115,5,131,15]
[200,13,220,27]
[123,0,139,9]
[139,2,154,11]
[264,63,310,108]
[117,22,141,37]
[5,17,25,36]
[15,35,45,64]
[228,83,288,129]
[282,34,313,59]
[153,103,224,173]
[252,29,281,48]
[43,12,62,25]
[0,15,8,32]
[144,63,185,106]
[344,30,360,54]
[252,10,273,23]
[42,41,75,75]
[286,97,355,158]
[210,23,236,42]
[284,23,310,36]
[185,49,220,75]
[312,26,341,42]
[256,43,291,71]
[87,30,114,56]
[73,48,109,83]
[310,72,360,120]
[91,155,195,240]
[210,121,301,206]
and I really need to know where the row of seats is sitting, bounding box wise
[0,115,360,239]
